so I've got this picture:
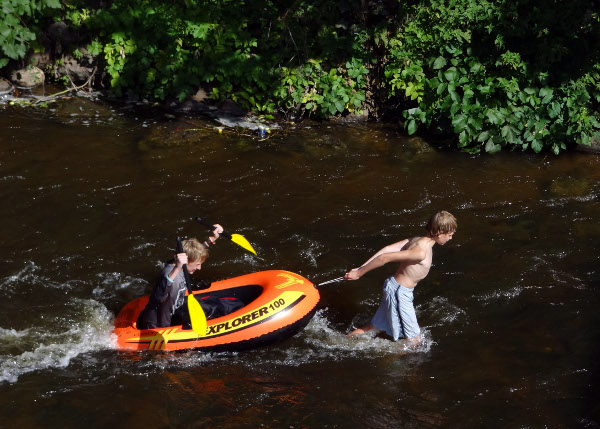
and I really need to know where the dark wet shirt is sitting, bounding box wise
[138,263,187,329]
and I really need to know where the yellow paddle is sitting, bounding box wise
[176,237,207,336]
[195,217,257,255]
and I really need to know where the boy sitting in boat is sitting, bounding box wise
[345,211,457,344]
[138,225,230,329]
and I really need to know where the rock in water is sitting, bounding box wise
[10,66,45,88]
[0,77,13,94]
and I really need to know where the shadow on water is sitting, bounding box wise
[0,96,599,427]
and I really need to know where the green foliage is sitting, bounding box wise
[80,0,369,117]
[0,0,60,68]
[276,58,367,116]
[386,0,600,153]
[2,0,600,153]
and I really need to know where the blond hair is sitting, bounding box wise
[182,238,209,263]
[425,211,457,236]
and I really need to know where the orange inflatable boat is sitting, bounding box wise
[113,270,319,351]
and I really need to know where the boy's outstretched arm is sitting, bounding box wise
[345,245,425,281]
[360,239,409,267]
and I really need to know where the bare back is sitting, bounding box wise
[394,236,434,288]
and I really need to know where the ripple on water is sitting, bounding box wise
[474,286,523,304]
[0,262,41,297]
[94,271,149,299]
[418,296,466,327]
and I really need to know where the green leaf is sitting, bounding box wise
[534,120,548,132]
[433,56,447,70]
[444,67,458,82]
[450,90,460,103]
[468,116,483,131]
[501,124,519,143]
[3,43,19,59]
[518,91,528,104]
[581,133,591,146]
[541,91,553,104]
[407,119,417,135]
[452,114,467,133]
[531,139,543,152]
[485,139,501,154]
[0,25,11,38]
[458,130,470,147]
[477,84,491,94]
[486,109,505,125]
[44,0,62,8]
[450,103,460,117]
[470,63,483,74]
[547,102,561,119]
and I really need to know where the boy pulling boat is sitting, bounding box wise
[345,211,457,343]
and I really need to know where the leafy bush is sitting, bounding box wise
[275,58,367,117]
[386,0,600,153]
[0,0,61,68]
[2,0,600,153]
[61,0,365,119]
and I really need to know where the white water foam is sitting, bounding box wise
[0,327,31,343]
[418,296,466,327]
[165,310,433,370]
[301,310,433,356]
[0,299,115,384]
[94,272,148,299]
[474,286,523,304]
[0,175,25,181]
[0,261,81,294]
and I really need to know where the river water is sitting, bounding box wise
[0,95,599,428]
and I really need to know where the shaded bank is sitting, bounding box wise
[2,0,600,153]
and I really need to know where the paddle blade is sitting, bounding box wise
[231,233,257,255]
[187,295,207,336]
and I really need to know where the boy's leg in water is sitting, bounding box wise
[396,333,423,349]
[347,323,378,337]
